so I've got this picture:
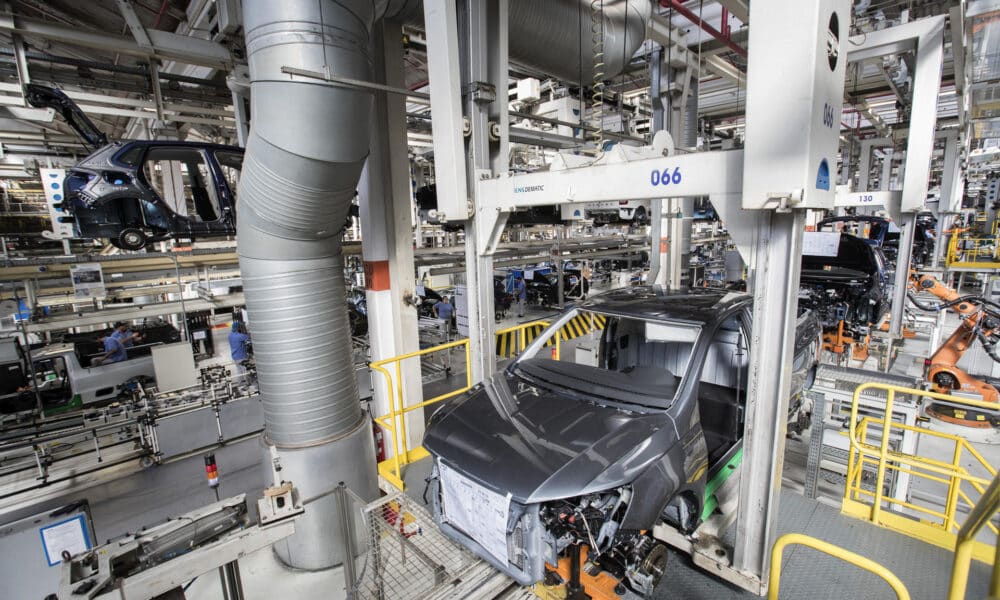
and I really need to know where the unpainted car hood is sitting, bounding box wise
[423,370,679,504]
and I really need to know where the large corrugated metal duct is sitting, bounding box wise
[399,0,651,84]
[238,0,418,570]
[507,0,651,84]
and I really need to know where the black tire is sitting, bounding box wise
[633,206,649,225]
[118,228,147,251]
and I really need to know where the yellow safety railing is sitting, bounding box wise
[946,231,1000,268]
[948,472,1000,600]
[768,533,911,600]
[844,383,999,565]
[370,338,472,491]
[372,320,560,490]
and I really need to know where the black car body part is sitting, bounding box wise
[798,232,890,337]
[62,141,243,249]
[422,287,821,594]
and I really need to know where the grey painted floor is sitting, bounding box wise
[398,454,991,600]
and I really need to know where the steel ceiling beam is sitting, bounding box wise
[114,0,153,49]
[715,0,749,23]
[0,13,232,69]
[0,93,232,126]
[660,0,748,59]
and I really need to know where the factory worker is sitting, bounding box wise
[229,322,251,382]
[95,330,127,365]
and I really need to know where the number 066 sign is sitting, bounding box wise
[650,167,682,187]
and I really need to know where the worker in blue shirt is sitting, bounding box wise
[95,330,126,365]
[229,322,250,361]
[515,276,527,317]
[433,296,454,320]
[112,321,143,349]
[229,322,251,383]
[433,296,454,333]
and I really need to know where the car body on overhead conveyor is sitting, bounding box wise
[421,286,821,596]
[61,141,243,250]
[24,83,244,251]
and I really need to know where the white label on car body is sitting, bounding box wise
[802,231,841,257]
[439,461,511,564]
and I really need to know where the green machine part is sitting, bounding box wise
[701,447,744,522]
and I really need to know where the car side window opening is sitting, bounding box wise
[215,150,242,201]
[694,314,750,463]
[142,147,222,222]
[116,145,144,167]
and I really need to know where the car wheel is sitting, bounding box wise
[633,206,648,224]
[118,228,147,251]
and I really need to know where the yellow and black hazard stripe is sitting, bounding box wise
[495,322,548,358]
[494,314,607,358]
[559,313,606,341]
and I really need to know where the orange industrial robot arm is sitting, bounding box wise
[908,273,979,316]
[906,272,1000,418]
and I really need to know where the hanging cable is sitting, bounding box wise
[620,0,628,138]
[591,0,605,152]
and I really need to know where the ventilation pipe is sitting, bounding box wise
[238,0,414,570]
[401,0,651,84]
[238,0,649,571]
[508,0,650,84]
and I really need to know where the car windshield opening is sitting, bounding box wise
[513,310,698,409]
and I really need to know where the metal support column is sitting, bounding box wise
[668,197,694,289]
[648,46,668,286]
[360,21,424,448]
[11,34,29,100]
[734,209,804,584]
[556,227,565,308]
[888,212,917,340]
[457,0,508,382]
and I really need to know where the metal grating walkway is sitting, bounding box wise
[651,490,993,600]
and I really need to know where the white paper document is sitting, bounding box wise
[439,461,511,564]
[802,231,841,257]
[41,516,89,566]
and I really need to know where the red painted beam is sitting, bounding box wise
[660,0,747,59]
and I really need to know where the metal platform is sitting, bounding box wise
[396,456,993,600]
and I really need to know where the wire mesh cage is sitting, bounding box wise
[350,490,480,600]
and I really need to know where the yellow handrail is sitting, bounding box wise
[768,533,910,600]
[371,319,558,490]
[843,383,999,565]
[370,337,472,490]
[948,473,1000,600]
[946,232,1000,267]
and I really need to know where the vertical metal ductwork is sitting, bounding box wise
[239,0,407,570]
[238,0,647,571]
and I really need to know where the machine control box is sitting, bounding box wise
[741,0,849,210]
